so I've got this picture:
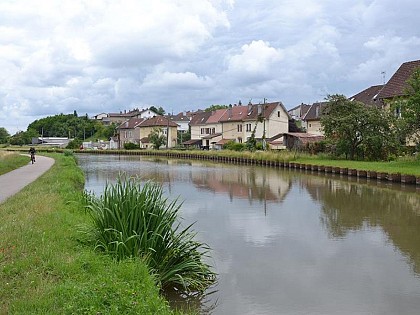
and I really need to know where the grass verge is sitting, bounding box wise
[0,153,177,314]
[294,155,420,176]
[0,151,30,175]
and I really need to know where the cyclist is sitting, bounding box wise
[29,147,36,164]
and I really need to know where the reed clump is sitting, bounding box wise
[83,175,216,294]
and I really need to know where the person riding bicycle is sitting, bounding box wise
[29,147,36,163]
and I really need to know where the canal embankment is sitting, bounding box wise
[73,149,420,186]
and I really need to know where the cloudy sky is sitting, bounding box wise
[1,0,420,134]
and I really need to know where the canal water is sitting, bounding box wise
[77,154,420,315]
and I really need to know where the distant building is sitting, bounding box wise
[32,137,71,148]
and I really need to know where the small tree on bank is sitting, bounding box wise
[149,127,166,150]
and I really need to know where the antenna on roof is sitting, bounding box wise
[381,71,386,85]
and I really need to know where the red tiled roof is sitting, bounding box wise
[378,60,420,99]
[206,109,228,123]
[139,116,178,127]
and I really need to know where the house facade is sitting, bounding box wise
[188,102,290,149]
[116,116,178,149]
[302,102,327,135]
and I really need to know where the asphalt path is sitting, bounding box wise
[0,155,55,204]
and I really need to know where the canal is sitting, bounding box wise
[77,154,420,315]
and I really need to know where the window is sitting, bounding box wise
[237,124,242,132]
[309,123,312,128]
[246,123,252,132]
[201,128,204,134]
[277,111,280,117]
[212,128,215,134]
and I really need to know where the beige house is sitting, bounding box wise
[117,116,178,149]
[302,102,327,136]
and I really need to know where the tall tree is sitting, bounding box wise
[401,67,420,145]
[149,106,165,115]
[204,104,228,112]
[0,127,10,143]
[321,94,397,160]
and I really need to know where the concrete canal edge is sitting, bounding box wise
[10,149,417,187]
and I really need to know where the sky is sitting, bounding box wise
[1,0,420,134]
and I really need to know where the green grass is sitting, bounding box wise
[294,155,420,175]
[83,176,216,294]
[0,151,30,175]
[0,153,177,314]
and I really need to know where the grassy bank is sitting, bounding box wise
[0,153,177,314]
[294,155,420,176]
[0,151,30,175]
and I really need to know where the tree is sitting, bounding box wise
[204,104,228,112]
[0,127,10,144]
[401,67,420,145]
[321,94,397,160]
[149,127,166,150]
[149,106,165,115]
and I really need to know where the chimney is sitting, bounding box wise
[228,108,232,119]
[257,104,262,115]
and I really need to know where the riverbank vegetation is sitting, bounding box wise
[0,151,29,175]
[83,177,216,293]
[0,153,179,314]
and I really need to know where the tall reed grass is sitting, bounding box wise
[83,175,216,294]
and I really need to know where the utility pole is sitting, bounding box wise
[166,116,169,149]
[262,98,267,150]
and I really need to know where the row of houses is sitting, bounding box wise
[289,59,420,137]
[93,59,419,150]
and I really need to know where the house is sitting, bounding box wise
[288,103,311,121]
[189,111,212,148]
[117,118,144,148]
[349,85,384,107]
[137,116,178,149]
[302,102,327,136]
[378,59,420,111]
[116,116,178,149]
[31,137,72,148]
[167,112,191,134]
[377,59,420,145]
[218,102,289,148]
[97,108,161,125]
[92,113,108,121]
[188,102,290,149]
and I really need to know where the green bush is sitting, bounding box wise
[82,176,216,293]
[123,142,139,150]
[223,140,246,151]
[63,149,74,156]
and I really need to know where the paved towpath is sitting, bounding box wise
[0,155,55,204]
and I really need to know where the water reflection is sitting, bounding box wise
[77,154,420,315]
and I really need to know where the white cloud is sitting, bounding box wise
[1,0,420,133]
[227,40,283,81]
[142,71,214,90]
